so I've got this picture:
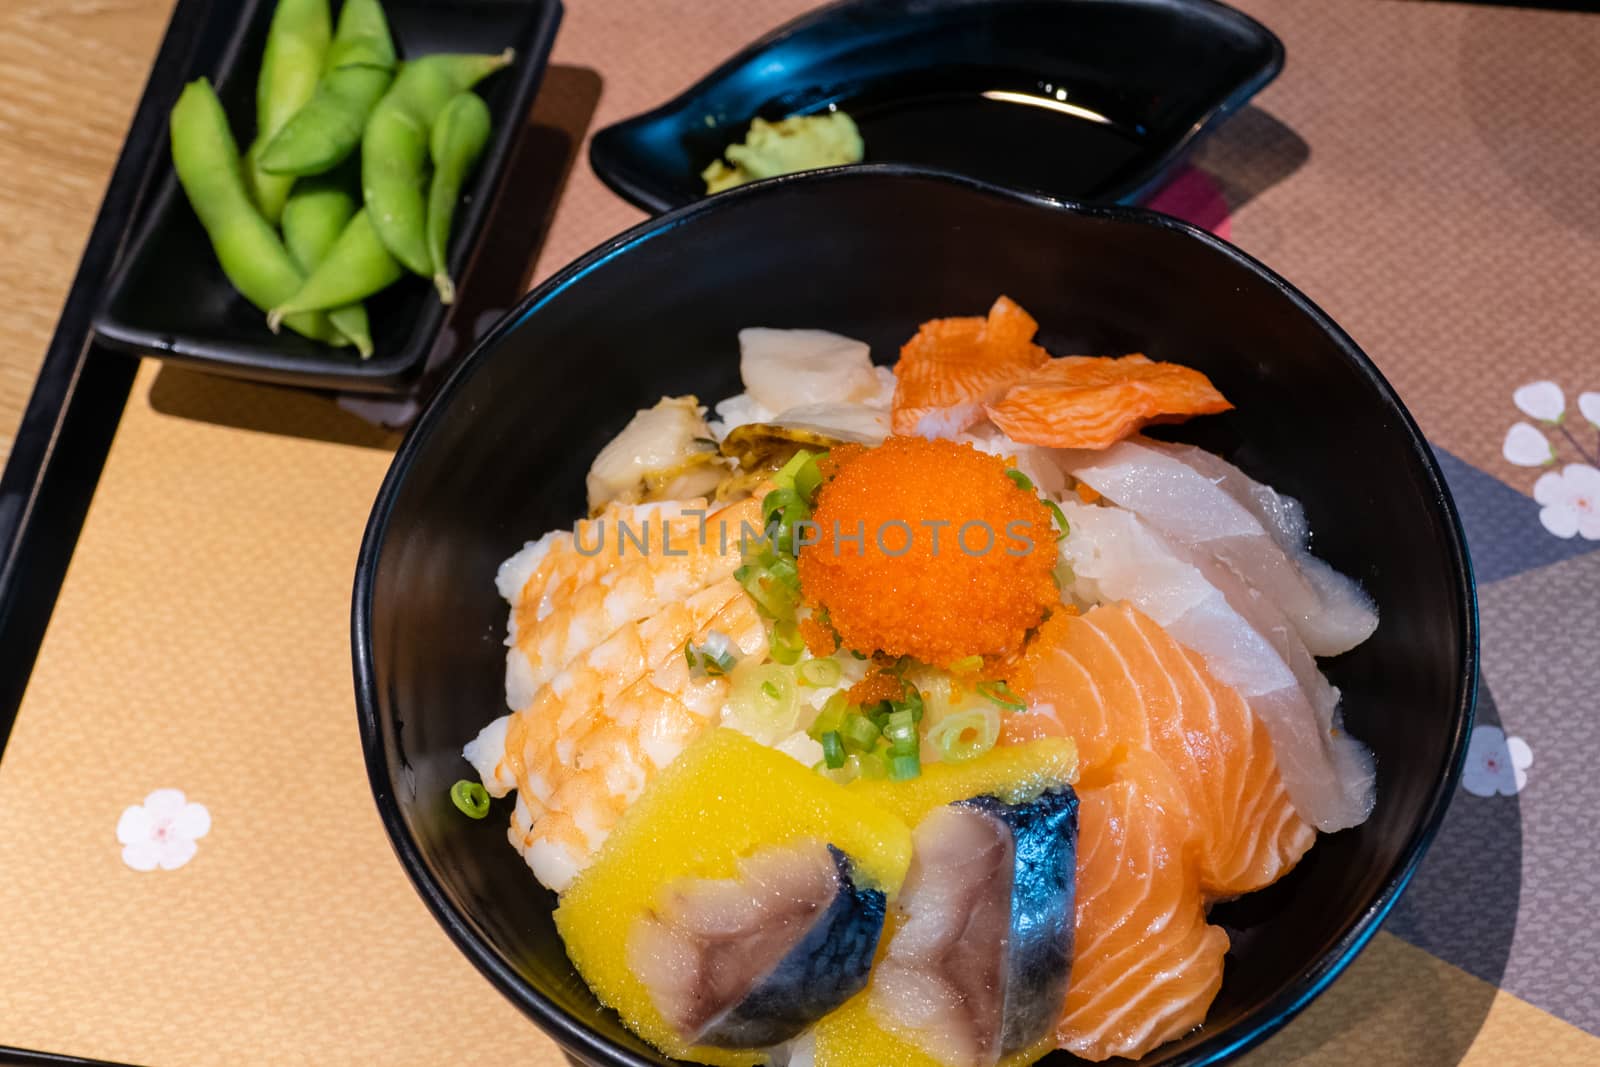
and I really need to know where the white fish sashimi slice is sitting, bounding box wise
[1143,440,1379,656]
[738,327,881,413]
[1056,498,1375,831]
[1062,439,1378,657]
[767,401,891,444]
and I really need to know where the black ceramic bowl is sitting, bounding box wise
[94,0,562,394]
[590,0,1282,214]
[354,167,1476,1065]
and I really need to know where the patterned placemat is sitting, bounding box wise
[2,0,1598,1063]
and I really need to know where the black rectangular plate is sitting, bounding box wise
[589,0,1281,216]
[93,0,563,395]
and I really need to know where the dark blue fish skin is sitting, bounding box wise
[958,787,1080,1058]
[700,845,886,1049]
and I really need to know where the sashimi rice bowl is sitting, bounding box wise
[445,294,1391,1067]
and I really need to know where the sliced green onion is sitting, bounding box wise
[685,638,736,677]
[794,454,825,501]
[850,649,868,660]
[889,750,922,781]
[891,687,925,723]
[977,679,1026,712]
[1005,468,1035,491]
[741,566,799,620]
[1044,498,1070,540]
[773,449,816,492]
[856,748,889,780]
[815,753,861,785]
[450,779,491,819]
[928,707,1000,763]
[767,555,800,590]
[841,712,882,751]
[728,661,800,742]
[771,620,805,666]
[808,693,849,740]
[947,655,984,674]
[821,730,846,769]
[762,486,805,522]
[798,657,842,687]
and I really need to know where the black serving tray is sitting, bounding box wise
[0,3,560,1056]
[93,0,562,394]
[589,0,1282,215]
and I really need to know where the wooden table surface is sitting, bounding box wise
[0,0,175,468]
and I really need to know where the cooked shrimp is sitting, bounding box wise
[497,496,764,710]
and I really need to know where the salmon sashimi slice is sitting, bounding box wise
[983,354,1232,450]
[1007,603,1314,898]
[1058,747,1228,1061]
[890,296,1050,437]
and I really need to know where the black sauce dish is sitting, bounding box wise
[353,166,1476,1065]
[93,0,562,395]
[589,0,1282,215]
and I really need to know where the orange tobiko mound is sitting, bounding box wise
[797,436,1059,666]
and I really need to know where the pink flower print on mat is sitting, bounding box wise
[1503,422,1556,467]
[1502,381,1600,538]
[1534,464,1600,540]
[1462,726,1532,797]
[1580,392,1600,428]
[1144,166,1231,240]
[117,788,211,871]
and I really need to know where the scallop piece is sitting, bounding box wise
[587,396,726,513]
[739,328,881,413]
[872,788,1079,1067]
[629,841,886,1050]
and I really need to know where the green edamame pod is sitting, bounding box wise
[268,208,403,329]
[243,0,332,222]
[281,167,358,269]
[281,167,373,357]
[257,0,396,177]
[169,79,342,345]
[426,91,492,304]
[363,49,513,276]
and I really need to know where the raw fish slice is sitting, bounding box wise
[630,841,887,1049]
[1063,439,1377,656]
[891,296,1050,437]
[1057,748,1228,1061]
[1160,440,1380,657]
[499,496,761,711]
[767,401,891,444]
[872,789,1079,1067]
[1007,604,1315,897]
[1055,498,1374,832]
[474,578,770,891]
[984,356,1231,450]
[740,328,882,413]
